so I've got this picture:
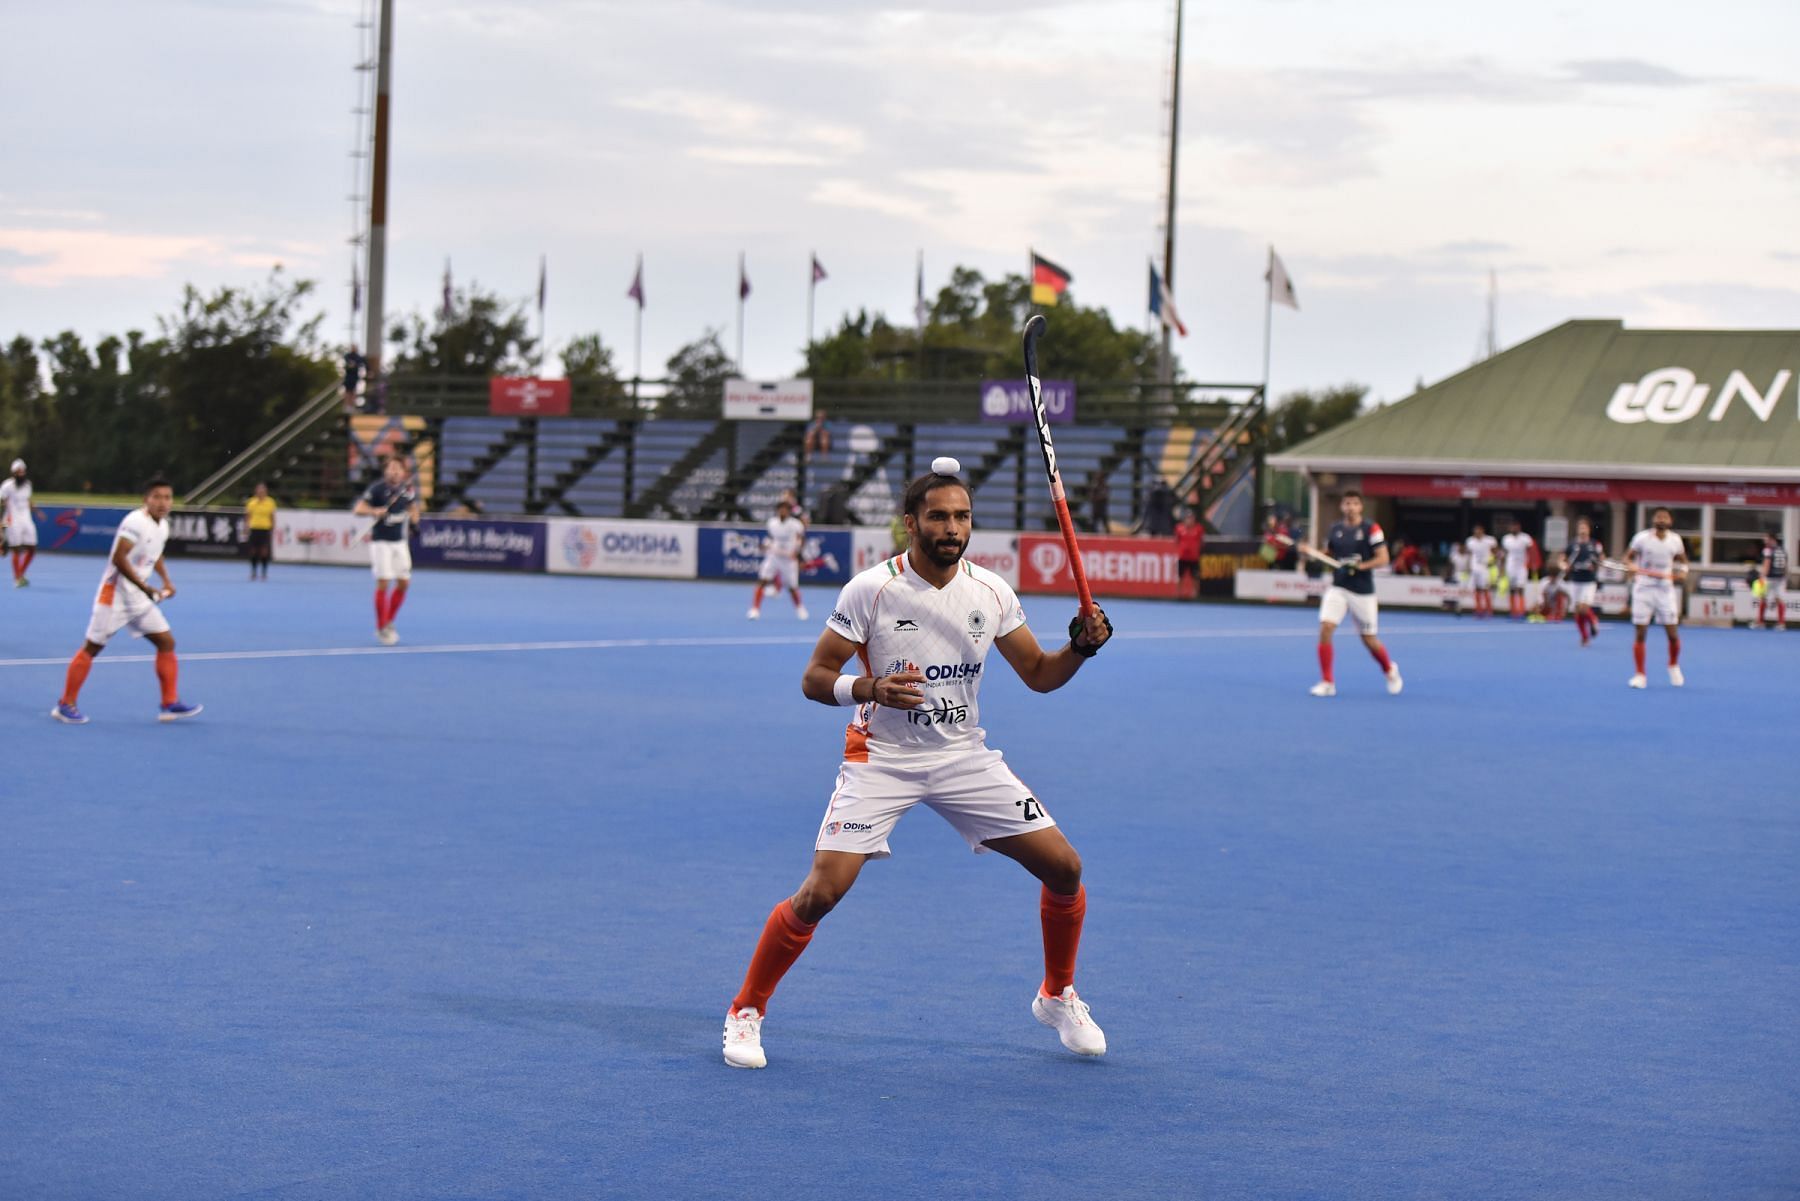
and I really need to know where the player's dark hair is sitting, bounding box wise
[902,471,970,519]
[144,474,173,495]
[1341,489,1362,501]
[1652,505,1672,519]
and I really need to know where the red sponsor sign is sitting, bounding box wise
[1360,473,1800,506]
[1018,534,1178,598]
[489,377,571,416]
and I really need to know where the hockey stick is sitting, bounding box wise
[1601,556,1681,582]
[1021,315,1094,616]
[1269,532,1344,570]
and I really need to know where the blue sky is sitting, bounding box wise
[2,0,1795,404]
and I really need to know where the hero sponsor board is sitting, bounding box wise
[1233,569,1638,615]
[1018,533,1178,598]
[412,518,546,572]
[272,510,375,565]
[547,518,697,578]
[697,524,852,584]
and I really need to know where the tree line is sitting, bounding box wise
[0,265,1363,493]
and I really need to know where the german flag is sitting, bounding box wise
[1030,251,1072,306]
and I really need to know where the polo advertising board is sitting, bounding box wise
[724,378,814,421]
[272,510,375,566]
[547,518,697,578]
[489,377,571,417]
[412,518,546,572]
[163,508,248,558]
[697,524,852,584]
[1018,533,1178,599]
[32,504,136,554]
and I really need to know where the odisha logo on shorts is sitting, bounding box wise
[826,821,872,835]
[562,525,598,571]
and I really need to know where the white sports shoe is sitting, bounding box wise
[1668,665,1684,687]
[1385,662,1403,695]
[1628,672,1647,689]
[723,1007,767,1069]
[1033,986,1106,1057]
[795,604,810,621]
[746,607,760,621]
[378,626,399,646]
[1309,681,1336,697]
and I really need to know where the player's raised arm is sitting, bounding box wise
[994,607,1112,694]
[800,628,924,709]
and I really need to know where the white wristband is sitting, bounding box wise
[833,674,862,706]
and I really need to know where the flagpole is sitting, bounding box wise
[537,253,547,373]
[806,251,815,351]
[1261,245,1274,395]
[736,252,746,371]
[1160,0,1183,387]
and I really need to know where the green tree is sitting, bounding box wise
[0,336,46,468]
[561,332,627,405]
[387,285,537,378]
[1266,384,1368,454]
[662,329,735,416]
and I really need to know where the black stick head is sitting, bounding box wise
[1022,314,1047,374]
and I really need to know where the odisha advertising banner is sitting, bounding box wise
[1017,533,1178,598]
[412,518,546,571]
[979,379,1075,425]
[163,508,248,557]
[32,504,136,553]
[697,525,853,584]
[547,518,697,578]
[489,377,571,416]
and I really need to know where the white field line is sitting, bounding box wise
[0,623,1518,669]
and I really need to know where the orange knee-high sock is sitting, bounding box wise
[1041,884,1087,996]
[1633,642,1646,673]
[384,586,408,626]
[61,650,94,705]
[155,650,178,705]
[18,547,32,576]
[730,898,817,1015]
[10,549,20,579]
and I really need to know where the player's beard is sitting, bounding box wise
[917,535,966,569]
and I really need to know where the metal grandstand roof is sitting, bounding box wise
[1270,320,1800,481]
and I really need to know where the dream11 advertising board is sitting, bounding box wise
[697,524,853,584]
[1017,533,1178,599]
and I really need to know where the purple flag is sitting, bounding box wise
[627,256,644,308]
[811,254,827,284]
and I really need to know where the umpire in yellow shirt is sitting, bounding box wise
[245,482,276,580]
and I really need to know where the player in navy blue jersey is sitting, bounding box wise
[1304,490,1402,697]
[1754,530,1788,630]
[1559,518,1604,645]
[354,457,421,645]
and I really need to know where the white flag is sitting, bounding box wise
[1267,248,1299,310]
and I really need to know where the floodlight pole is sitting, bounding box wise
[362,0,393,381]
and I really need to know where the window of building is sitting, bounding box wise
[1712,506,1784,570]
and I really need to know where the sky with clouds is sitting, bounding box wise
[2,0,1795,405]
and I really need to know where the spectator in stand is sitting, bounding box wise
[802,410,832,462]
[342,345,367,410]
[1262,514,1295,568]
[1174,509,1204,600]
[1391,538,1428,576]
[1143,478,1175,537]
[1089,474,1111,533]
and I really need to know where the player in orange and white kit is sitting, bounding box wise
[1625,506,1688,689]
[720,461,1115,1068]
[1465,524,1498,617]
[747,497,809,620]
[52,476,202,724]
[1500,519,1534,619]
[1,458,38,586]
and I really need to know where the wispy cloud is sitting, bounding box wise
[1562,59,1704,88]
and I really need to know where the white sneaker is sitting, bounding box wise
[1628,672,1647,689]
[1309,681,1336,697]
[746,607,760,621]
[723,1007,767,1069]
[378,626,399,646]
[1385,662,1403,695]
[1032,986,1106,1057]
[795,604,810,621]
[1668,665,1684,687]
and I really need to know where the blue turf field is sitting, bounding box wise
[3,553,1797,1200]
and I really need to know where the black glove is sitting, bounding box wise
[1340,554,1362,573]
[1069,607,1113,658]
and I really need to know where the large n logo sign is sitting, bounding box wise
[1606,367,1794,424]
